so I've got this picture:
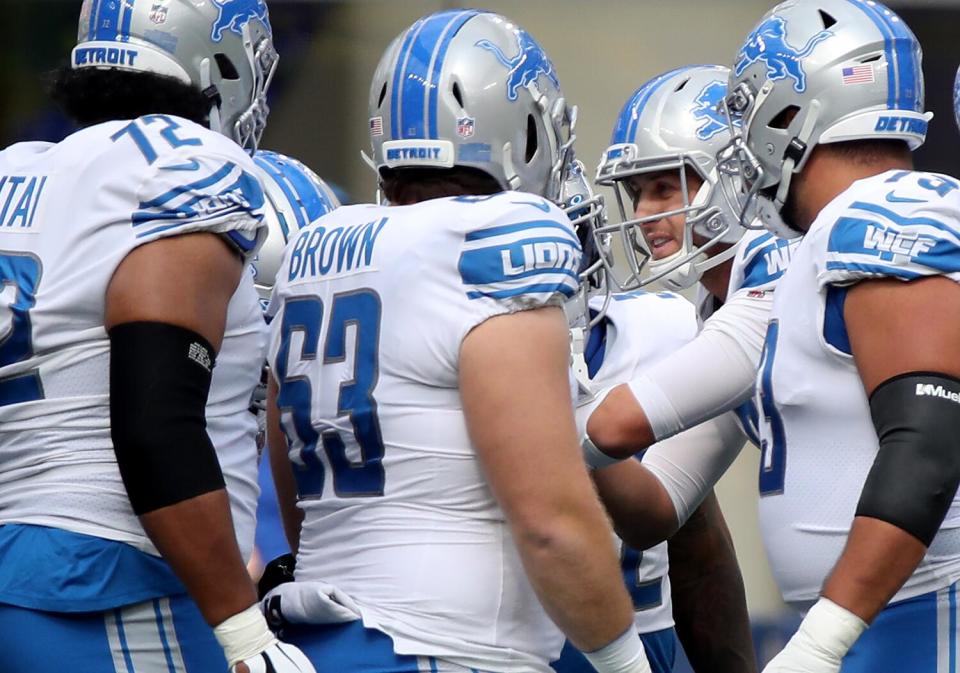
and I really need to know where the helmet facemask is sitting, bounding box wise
[597,150,739,292]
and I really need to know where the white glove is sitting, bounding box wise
[214,605,317,673]
[232,642,317,673]
[762,598,867,673]
[261,579,362,626]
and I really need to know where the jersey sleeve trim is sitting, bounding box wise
[821,200,960,286]
[739,236,793,290]
[129,154,266,257]
[463,219,575,241]
[458,218,581,303]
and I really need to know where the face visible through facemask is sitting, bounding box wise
[625,168,705,261]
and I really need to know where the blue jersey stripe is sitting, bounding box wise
[739,240,790,289]
[611,66,699,145]
[427,10,479,139]
[742,231,775,257]
[91,0,123,41]
[226,228,259,253]
[849,201,959,235]
[466,281,577,300]
[134,207,249,238]
[823,285,851,355]
[119,0,135,42]
[139,162,236,209]
[734,400,760,447]
[465,219,576,242]
[824,260,922,280]
[390,18,423,139]
[462,265,579,285]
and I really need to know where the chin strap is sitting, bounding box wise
[200,57,223,137]
[569,324,594,404]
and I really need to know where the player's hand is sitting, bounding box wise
[215,605,318,673]
[231,641,316,673]
[761,598,866,673]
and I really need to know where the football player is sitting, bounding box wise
[0,2,313,671]
[247,149,341,577]
[554,66,771,672]
[721,1,960,671]
[582,64,797,469]
[264,9,652,673]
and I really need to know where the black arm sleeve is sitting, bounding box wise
[857,372,960,547]
[109,321,225,515]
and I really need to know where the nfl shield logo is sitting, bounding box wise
[149,2,169,24]
[456,116,475,139]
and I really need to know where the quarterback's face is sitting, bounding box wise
[626,169,704,260]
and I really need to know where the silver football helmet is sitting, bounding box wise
[73,0,278,151]
[366,9,576,203]
[252,150,341,301]
[560,159,611,326]
[595,65,743,291]
[561,162,609,401]
[719,0,930,239]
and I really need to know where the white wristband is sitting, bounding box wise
[582,627,651,673]
[797,597,868,662]
[213,604,278,667]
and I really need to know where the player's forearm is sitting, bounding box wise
[267,376,303,554]
[592,459,679,550]
[821,516,926,624]
[140,489,258,626]
[510,501,637,652]
[586,337,753,459]
[669,492,757,673]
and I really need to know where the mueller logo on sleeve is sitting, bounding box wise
[916,383,960,404]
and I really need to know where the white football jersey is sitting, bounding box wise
[266,192,582,673]
[578,290,700,635]
[722,230,798,444]
[758,169,960,607]
[0,115,267,560]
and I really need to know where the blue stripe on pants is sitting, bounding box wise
[840,583,952,673]
[0,594,222,672]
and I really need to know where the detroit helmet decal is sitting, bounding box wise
[734,15,831,93]
[692,80,735,141]
[475,29,560,101]
[211,0,270,42]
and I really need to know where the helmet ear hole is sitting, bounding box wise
[524,114,538,163]
[378,82,388,108]
[452,82,465,109]
[769,105,800,130]
[214,53,240,80]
